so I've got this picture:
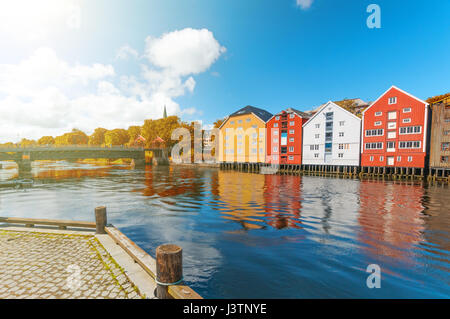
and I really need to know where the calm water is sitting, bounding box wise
[0,161,449,298]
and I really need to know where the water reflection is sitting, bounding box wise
[358,181,425,262]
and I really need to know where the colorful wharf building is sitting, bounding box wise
[429,94,450,178]
[266,108,310,165]
[219,105,272,165]
[361,86,429,176]
[302,101,362,171]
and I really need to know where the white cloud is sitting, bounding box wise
[0,0,82,42]
[296,0,314,10]
[145,28,226,76]
[115,45,139,60]
[0,28,225,142]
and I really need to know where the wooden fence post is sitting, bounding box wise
[156,244,183,299]
[95,206,107,234]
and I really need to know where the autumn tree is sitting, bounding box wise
[127,125,142,145]
[213,118,225,128]
[104,129,130,146]
[38,136,55,145]
[89,128,108,146]
[141,116,187,148]
[55,129,89,145]
[19,138,37,147]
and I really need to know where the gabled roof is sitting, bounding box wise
[229,105,273,122]
[219,105,273,129]
[267,107,310,122]
[302,101,361,127]
[362,85,428,115]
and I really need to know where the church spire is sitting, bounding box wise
[163,105,167,118]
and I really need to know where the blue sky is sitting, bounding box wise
[0,0,448,142]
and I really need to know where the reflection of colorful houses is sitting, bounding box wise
[358,181,425,261]
[216,170,266,230]
[263,174,302,229]
[219,105,272,163]
[266,108,310,165]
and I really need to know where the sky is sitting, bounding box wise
[0,0,449,142]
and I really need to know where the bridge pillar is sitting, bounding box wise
[152,149,169,166]
[131,158,146,169]
[16,153,32,174]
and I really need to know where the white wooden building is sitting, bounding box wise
[302,101,361,167]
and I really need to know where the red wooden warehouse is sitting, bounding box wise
[361,86,429,174]
[266,108,310,165]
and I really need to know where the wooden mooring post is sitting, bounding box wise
[95,206,107,234]
[156,244,183,299]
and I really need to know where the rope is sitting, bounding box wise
[155,277,184,286]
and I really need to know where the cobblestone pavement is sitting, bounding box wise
[0,230,143,299]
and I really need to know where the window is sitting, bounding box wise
[272,155,278,160]
[252,133,257,138]
[289,146,294,152]
[387,131,396,139]
[289,121,295,126]
[315,134,320,138]
[388,111,397,120]
[260,148,264,153]
[365,142,383,150]
[259,131,264,137]
[274,123,278,128]
[325,143,332,152]
[399,126,422,134]
[388,97,397,104]
[380,156,384,161]
[339,132,344,137]
[251,148,257,154]
[310,145,319,151]
[339,121,345,126]
[237,135,242,139]
[402,118,411,123]
[273,138,278,143]
[387,141,395,149]
[370,156,374,161]
[289,114,295,119]
[375,111,382,116]
[252,141,257,145]
[339,144,344,150]
[365,129,384,136]
[403,107,411,113]
[408,156,413,162]
[281,147,287,154]
[397,156,401,162]
[273,130,279,135]
[443,130,450,136]
[238,120,243,124]
[325,112,334,120]
[442,142,450,151]
[315,124,320,128]
[310,145,314,151]
[441,156,449,163]
[388,122,397,129]
[289,137,294,142]
[275,116,280,120]
[230,121,235,125]
[338,153,344,158]
[252,125,257,128]
[375,121,382,126]
[314,153,319,158]
[289,156,294,160]
[399,141,421,149]
[445,118,450,123]
[273,147,278,152]
[289,129,294,134]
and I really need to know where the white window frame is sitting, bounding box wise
[403,107,411,113]
[402,118,411,124]
[374,121,382,126]
[375,111,382,116]
[388,97,397,105]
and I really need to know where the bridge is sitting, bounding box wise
[0,145,169,173]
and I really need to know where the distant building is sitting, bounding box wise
[219,105,272,163]
[429,94,450,173]
[266,108,310,165]
[361,86,429,169]
[302,101,361,167]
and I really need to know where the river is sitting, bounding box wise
[0,161,449,298]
